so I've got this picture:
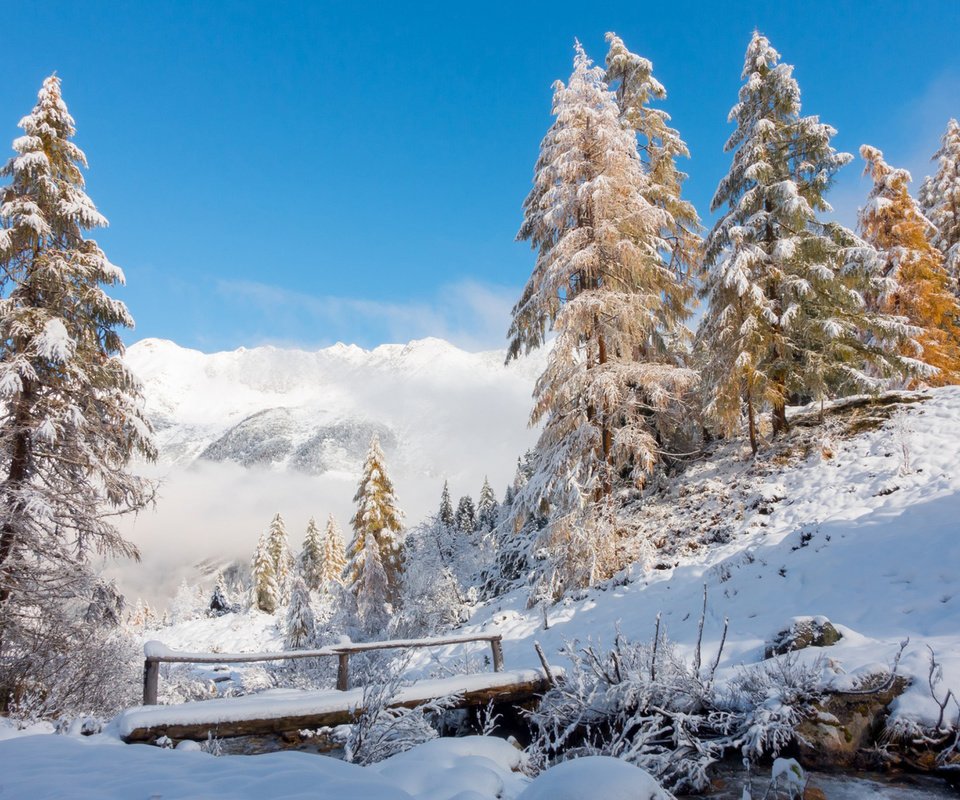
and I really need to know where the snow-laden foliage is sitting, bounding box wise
[920,119,960,297]
[476,477,500,532]
[0,75,156,711]
[320,513,347,588]
[604,32,702,285]
[455,494,476,534]
[284,575,317,649]
[355,534,392,635]
[265,512,293,596]
[508,43,697,598]
[858,144,960,386]
[297,516,325,591]
[251,534,280,614]
[527,626,824,794]
[343,659,461,766]
[347,434,404,604]
[697,32,921,453]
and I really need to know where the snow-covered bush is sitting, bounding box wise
[343,659,461,765]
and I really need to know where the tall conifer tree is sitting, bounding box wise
[0,76,156,699]
[297,517,324,591]
[320,514,347,587]
[698,32,919,452]
[507,43,695,592]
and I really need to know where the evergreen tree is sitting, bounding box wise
[455,495,476,534]
[319,514,347,588]
[507,43,695,592]
[0,76,156,703]
[84,580,124,628]
[476,477,499,531]
[920,119,960,297]
[859,145,960,385]
[297,516,324,591]
[346,435,404,603]
[604,32,702,285]
[209,572,230,615]
[265,513,293,597]
[354,534,391,635]
[284,575,316,649]
[251,535,280,613]
[438,481,455,526]
[698,32,919,453]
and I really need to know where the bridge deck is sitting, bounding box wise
[116,668,555,743]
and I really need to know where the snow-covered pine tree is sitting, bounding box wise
[346,435,404,603]
[320,514,347,588]
[507,43,696,594]
[0,76,156,705]
[251,535,280,614]
[284,575,316,649]
[438,481,455,527]
[604,32,702,285]
[455,495,476,534]
[84,580,124,628]
[476,477,499,532]
[698,32,921,453]
[209,571,230,615]
[354,534,391,635]
[265,513,293,598]
[859,145,960,385]
[297,517,324,591]
[920,119,960,297]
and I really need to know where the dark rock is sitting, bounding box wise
[765,617,842,658]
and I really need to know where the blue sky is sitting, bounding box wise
[3,1,958,352]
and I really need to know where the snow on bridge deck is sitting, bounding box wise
[115,668,558,743]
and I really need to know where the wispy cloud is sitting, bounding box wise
[215,278,518,352]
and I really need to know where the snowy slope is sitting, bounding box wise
[417,387,960,731]
[116,338,544,602]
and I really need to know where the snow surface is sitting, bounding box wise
[0,733,525,800]
[515,756,671,800]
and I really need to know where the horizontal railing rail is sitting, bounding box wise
[142,633,505,704]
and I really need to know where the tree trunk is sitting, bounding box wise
[0,381,33,605]
[771,381,789,437]
[746,387,758,456]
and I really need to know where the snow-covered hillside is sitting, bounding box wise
[148,387,960,735]
[115,337,544,602]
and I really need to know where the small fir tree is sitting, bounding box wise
[455,495,476,534]
[284,575,317,649]
[476,477,499,531]
[251,535,280,614]
[265,513,293,595]
[209,572,230,615]
[355,534,391,635]
[346,435,404,603]
[859,145,960,385]
[920,119,960,297]
[698,32,920,453]
[320,514,347,588]
[297,517,324,591]
[438,481,455,527]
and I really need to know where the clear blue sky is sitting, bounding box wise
[3,1,958,352]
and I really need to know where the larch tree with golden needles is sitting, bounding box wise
[346,434,403,605]
[859,145,960,386]
[507,43,696,596]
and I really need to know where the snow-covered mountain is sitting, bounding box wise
[116,337,545,602]
[127,336,545,477]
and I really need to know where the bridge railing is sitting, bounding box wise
[142,633,505,705]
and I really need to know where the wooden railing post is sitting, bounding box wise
[143,658,160,705]
[336,652,350,691]
[490,636,504,672]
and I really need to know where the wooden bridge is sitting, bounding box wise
[118,633,556,744]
